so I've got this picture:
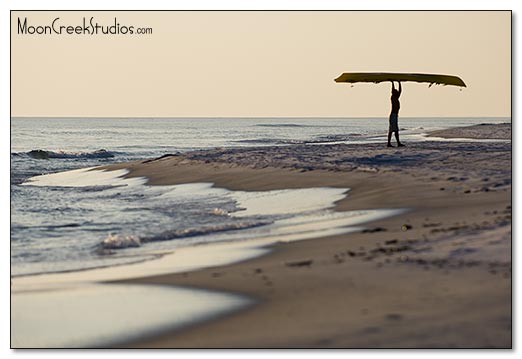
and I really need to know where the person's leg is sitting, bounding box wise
[395,131,405,147]
[387,131,393,147]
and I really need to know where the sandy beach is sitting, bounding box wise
[93,124,511,348]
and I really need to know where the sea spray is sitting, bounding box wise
[100,233,141,249]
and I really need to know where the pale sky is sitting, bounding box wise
[11,11,511,117]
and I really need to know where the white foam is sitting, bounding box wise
[101,233,141,249]
[22,167,146,187]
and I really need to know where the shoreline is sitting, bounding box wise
[12,124,512,348]
[116,177,510,348]
[108,125,511,348]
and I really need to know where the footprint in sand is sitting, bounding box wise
[385,313,404,321]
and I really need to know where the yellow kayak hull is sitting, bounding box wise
[334,72,466,87]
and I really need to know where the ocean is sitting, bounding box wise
[10,116,508,278]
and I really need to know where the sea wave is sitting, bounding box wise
[144,220,271,242]
[307,134,357,143]
[100,234,142,249]
[97,220,271,251]
[255,123,308,128]
[16,149,116,160]
[233,138,305,145]
[233,133,381,145]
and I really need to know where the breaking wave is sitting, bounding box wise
[17,149,115,160]
[100,234,142,249]
[97,220,271,250]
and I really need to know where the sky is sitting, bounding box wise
[11,11,511,118]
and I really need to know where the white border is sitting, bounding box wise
[3,1,518,356]
[1,0,519,10]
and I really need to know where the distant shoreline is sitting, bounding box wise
[428,123,511,139]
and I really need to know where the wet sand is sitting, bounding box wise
[104,124,512,348]
[429,123,511,139]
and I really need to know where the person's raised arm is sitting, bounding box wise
[398,81,402,95]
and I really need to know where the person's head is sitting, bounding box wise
[391,88,399,97]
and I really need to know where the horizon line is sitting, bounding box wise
[10,115,511,119]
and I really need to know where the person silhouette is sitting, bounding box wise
[387,81,405,147]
